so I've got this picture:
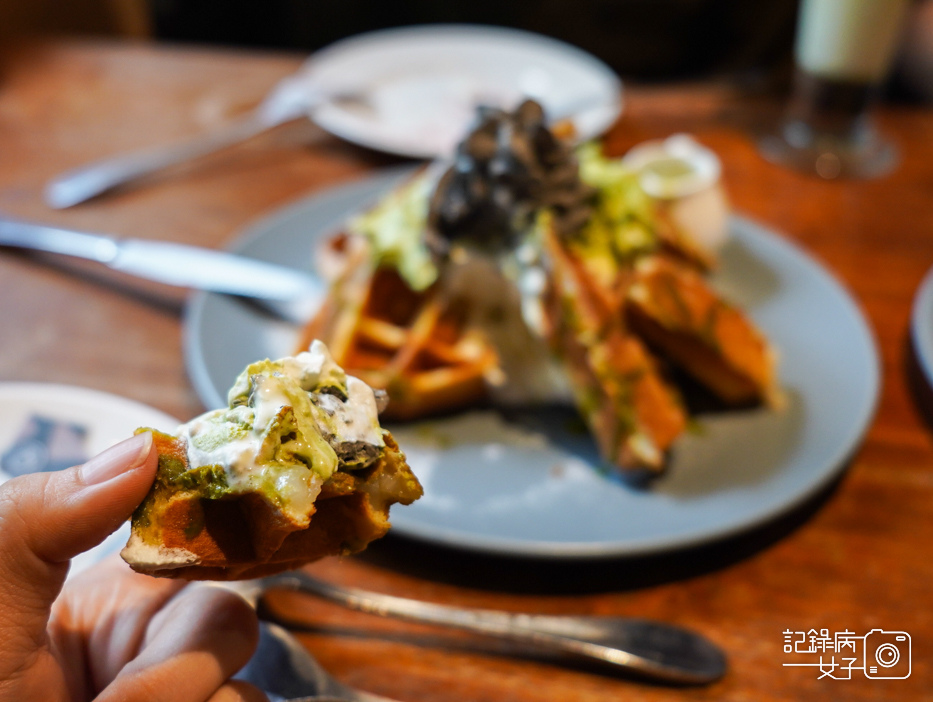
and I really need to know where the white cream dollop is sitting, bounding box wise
[622,134,730,256]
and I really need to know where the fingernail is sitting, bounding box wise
[79,432,153,485]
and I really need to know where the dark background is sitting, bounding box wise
[1,0,929,99]
[149,0,800,83]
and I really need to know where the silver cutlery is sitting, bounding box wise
[0,216,322,323]
[216,582,399,702]
[239,571,727,685]
[44,73,360,209]
[237,621,393,702]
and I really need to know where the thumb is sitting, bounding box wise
[0,431,157,642]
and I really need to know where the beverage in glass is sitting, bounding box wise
[761,0,911,178]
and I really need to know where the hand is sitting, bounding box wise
[0,432,266,701]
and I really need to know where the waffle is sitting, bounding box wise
[122,430,421,580]
[626,255,778,406]
[298,244,500,421]
[540,225,688,472]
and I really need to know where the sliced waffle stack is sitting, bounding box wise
[539,220,778,474]
[299,223,778,475]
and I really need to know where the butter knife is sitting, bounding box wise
[0,217,322,321]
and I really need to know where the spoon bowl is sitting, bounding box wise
[236,621,396,702]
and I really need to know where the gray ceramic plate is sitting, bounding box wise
[302,24,622,159]
[184,170,880,559]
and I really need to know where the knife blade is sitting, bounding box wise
[0,217,323,322]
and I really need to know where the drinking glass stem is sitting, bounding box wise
[760,70,897,179]
[784,71,876,143]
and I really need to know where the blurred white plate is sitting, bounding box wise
[911,265,933,387]
[302,24,622,158]
[184,170,880,559]
[0,383,179,577]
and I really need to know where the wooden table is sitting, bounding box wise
[1,40,931,701]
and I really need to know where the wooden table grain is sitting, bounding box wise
[1,40,931,701]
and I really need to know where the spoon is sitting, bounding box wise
[242,571,727,685]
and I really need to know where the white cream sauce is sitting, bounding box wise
[177,341,384,518]
[312,376,384,445]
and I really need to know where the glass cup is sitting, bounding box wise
[760,0,911,179]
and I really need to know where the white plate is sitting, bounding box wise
[911,265,933,387]
[0,383,180,576]
[184,170,880,558]
[300,24,622,158]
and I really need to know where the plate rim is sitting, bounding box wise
[300,23,624,159]
[0,381,181,428]
[184,174,881,560]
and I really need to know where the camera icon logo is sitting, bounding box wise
[864,629,911,679]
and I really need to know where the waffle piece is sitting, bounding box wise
[541,225,688,472]
[299,257,499,421]
[122,345,422,580]
[625,256,778,406]
[122,430,421,580]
